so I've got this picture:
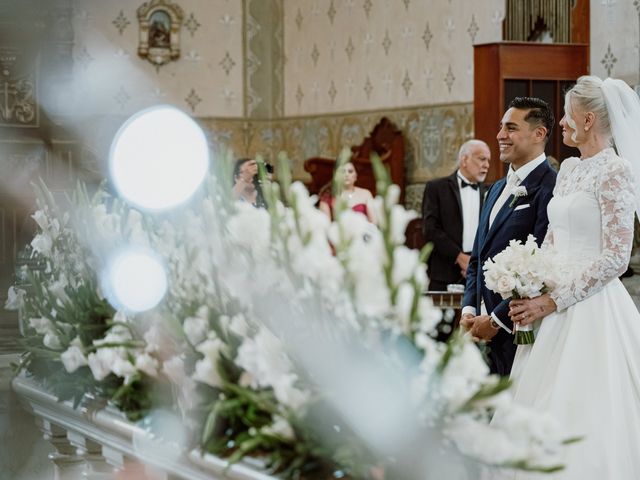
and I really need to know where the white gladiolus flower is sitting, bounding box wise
[227,203,271,260]
[395,283,415,333]
[31,210,48,230]
[143,324,174,354]
[60,341,87,373]
[29,317,55,335]
[272,374,311,413]
[196,336,225,360]
[192,355,223,388]
[14,174,567,473]
[183,316,208,346]
[229,314,249,337]
[48,218,61,239]
[126,209,148,245]
[261,415,295,440]
[392,246,420,285]
[31,233,53,256]
[43,332,62,350]
[162,355,187,385]
[417,297,443,334]
[192,337,226,387]
[94,325,132,346]
[389,205,418,244]
[111,357,137,383]
[439,342,490,411]
[386,184,401,205]
[48,275,70,304]
[135,353,159,378]
[5,286,25,311]
[113,311,129,324]
[87,349,115,381]
[236,327,310,413]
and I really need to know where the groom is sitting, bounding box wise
[461,97,557,376]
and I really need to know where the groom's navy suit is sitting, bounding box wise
[463,159,556,376]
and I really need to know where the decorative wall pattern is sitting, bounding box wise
[15,2,490,212]
[70,0,244,117]
[282,0,504,115]
[591,1,640,86]
[244,0,285,119]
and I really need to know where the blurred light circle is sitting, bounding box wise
[105,249,167,312]
[109,105,209,210]
[132,410,186,465]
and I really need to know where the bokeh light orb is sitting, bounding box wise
[109,105,209,210]
[104,249,168,312]
[132,410,186,465]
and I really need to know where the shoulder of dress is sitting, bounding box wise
[596,149,632,174]
[559,156,581,172]
[356,186,373,197]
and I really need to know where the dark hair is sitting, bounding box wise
[233,158,253,182]
[507,97,554,142]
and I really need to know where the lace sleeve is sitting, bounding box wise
[550,157,636,311]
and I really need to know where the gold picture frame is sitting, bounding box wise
[137,0,184,67]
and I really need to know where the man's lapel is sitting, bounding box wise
[478,177,506,249]
[447,171,462,219]
[478,182,489,212]
[483,160,551,251]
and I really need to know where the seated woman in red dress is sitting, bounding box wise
[319,161,376,223]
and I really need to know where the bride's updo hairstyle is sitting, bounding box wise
[564,75,612,144]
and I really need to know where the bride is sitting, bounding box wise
[504,76,640,479]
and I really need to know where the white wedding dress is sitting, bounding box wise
[506,148,640,479]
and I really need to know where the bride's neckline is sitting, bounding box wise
[579,147,615,163]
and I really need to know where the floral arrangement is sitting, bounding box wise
[10,153,572,478]
[482,235,564,344]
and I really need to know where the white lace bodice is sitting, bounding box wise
[544,148,636,311]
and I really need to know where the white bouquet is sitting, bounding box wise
[483,235,558,344]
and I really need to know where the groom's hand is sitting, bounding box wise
[459,313,475,331]
[469,315,499,342]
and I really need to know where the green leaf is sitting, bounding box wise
[419,242,434,264]
[202,407,219,445]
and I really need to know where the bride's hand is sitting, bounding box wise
[509,294,557,327]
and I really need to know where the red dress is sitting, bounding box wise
[322,194,369,219]
[350,203,368,217]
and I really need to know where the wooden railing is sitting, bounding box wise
[12,375,274,480]
[424,291,463,310]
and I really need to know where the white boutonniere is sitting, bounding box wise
[509,186,528,208]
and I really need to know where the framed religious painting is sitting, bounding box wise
[137,0,184,67]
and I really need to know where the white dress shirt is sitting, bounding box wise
[457,171,480,253]
[462,152,547,333]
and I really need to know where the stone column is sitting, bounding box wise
[67,431,113,480]
[39,419,85,480]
